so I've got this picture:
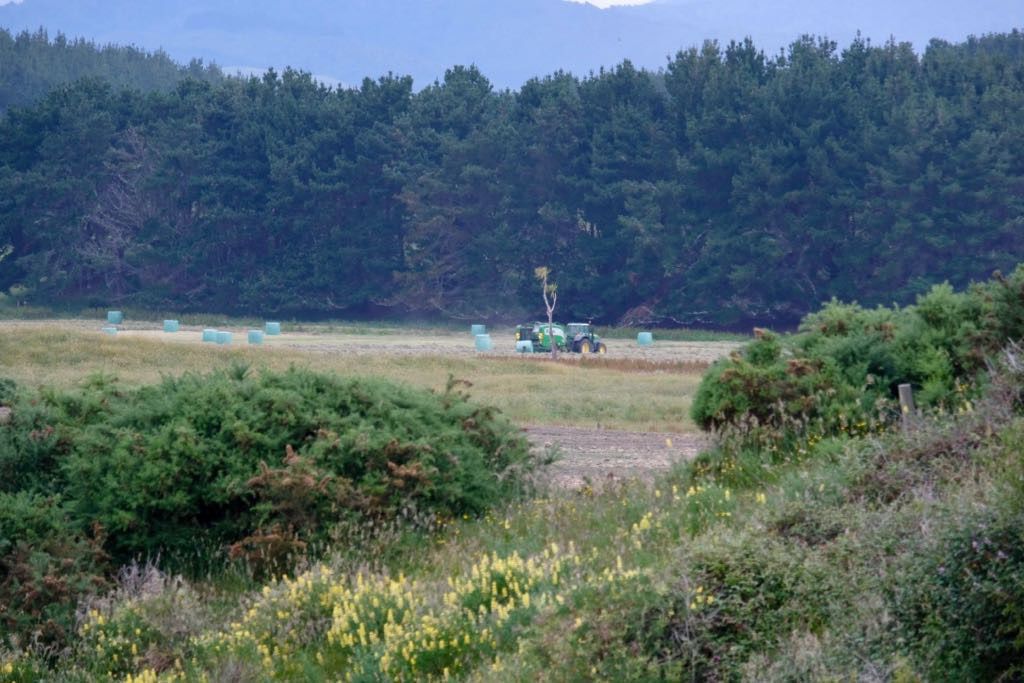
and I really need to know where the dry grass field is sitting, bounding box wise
[0,319,738,432]
[0,319,739,483]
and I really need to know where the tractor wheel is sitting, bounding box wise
[596,342,607,354]
[579,339,592,353]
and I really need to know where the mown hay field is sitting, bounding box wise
[0,320,741,433]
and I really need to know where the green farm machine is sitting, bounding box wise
[515,322,607,354]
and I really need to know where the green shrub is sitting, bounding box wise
[0,367,538,648]
[604,534,830,680]
[690,331,843,433]
[0,377,15,405]
[75,602,168,679]
[1000,417,1024,514]
[692,266,1024,444]
[971,267,1024,365]
[0,492,108,648]
[2,368,537,565]
[889,505,1024,681]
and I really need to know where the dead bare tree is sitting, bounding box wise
[535,266,558,358]
[77,127,158,300]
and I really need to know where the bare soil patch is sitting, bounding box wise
[526,426,705,490]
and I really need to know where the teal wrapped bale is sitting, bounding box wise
[107,311,123,324]
[216,331,232,345]
[101,326,118,335]
[516,340,534,353]
[265,322,281,336]
[475,334,493,352]
[248,330,264,345]
[202,328,218,343]
[471,324,487,336]
[637,332,654,346]
[163,320,179,333]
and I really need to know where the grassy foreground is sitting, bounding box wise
[0,324,712,432]
[5,353,1022,681]
[4,319,1020,680]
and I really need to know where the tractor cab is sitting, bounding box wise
[567,323,592,338]
[567,322,606,354]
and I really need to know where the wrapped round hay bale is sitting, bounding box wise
[247,330,264,345]
[475,334,493,352]
[215,331,232,345]
[265,322,281,335]
[471,324,487,336]
[202,328,218,343]
[515,340,534,353]
[163,320,180,333]
[106,311,123,324]
[101,326,118,335]
[637,331,654,346]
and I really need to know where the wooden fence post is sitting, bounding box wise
[898,383,916,429]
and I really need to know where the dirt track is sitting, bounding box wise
[525,426,705,489]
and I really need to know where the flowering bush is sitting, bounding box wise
[102,541,641,681]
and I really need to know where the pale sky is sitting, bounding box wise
[566,0,654,6]
[0,0,655,4]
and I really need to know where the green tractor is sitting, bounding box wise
[515,322,606,354]
[566,322,607,354]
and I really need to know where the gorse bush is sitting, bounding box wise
[692,266,1024,441]
[0,366,538,648]
[688,329,850,432]
[632,532,828,680]
[0,491,108,648]
[889,504,1024,682]
[884,354,1024,682]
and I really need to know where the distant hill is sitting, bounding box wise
[0,0,1020,88]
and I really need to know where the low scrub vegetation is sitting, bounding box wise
[0,367,539,650]
[2,269,1022,680]
[692,264,1024,441]
[6,355,1021,680]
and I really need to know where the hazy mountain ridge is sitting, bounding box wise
[0,0,1019,88]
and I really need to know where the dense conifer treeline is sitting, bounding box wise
[1,29,1022,326]
[0,28,222,113]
